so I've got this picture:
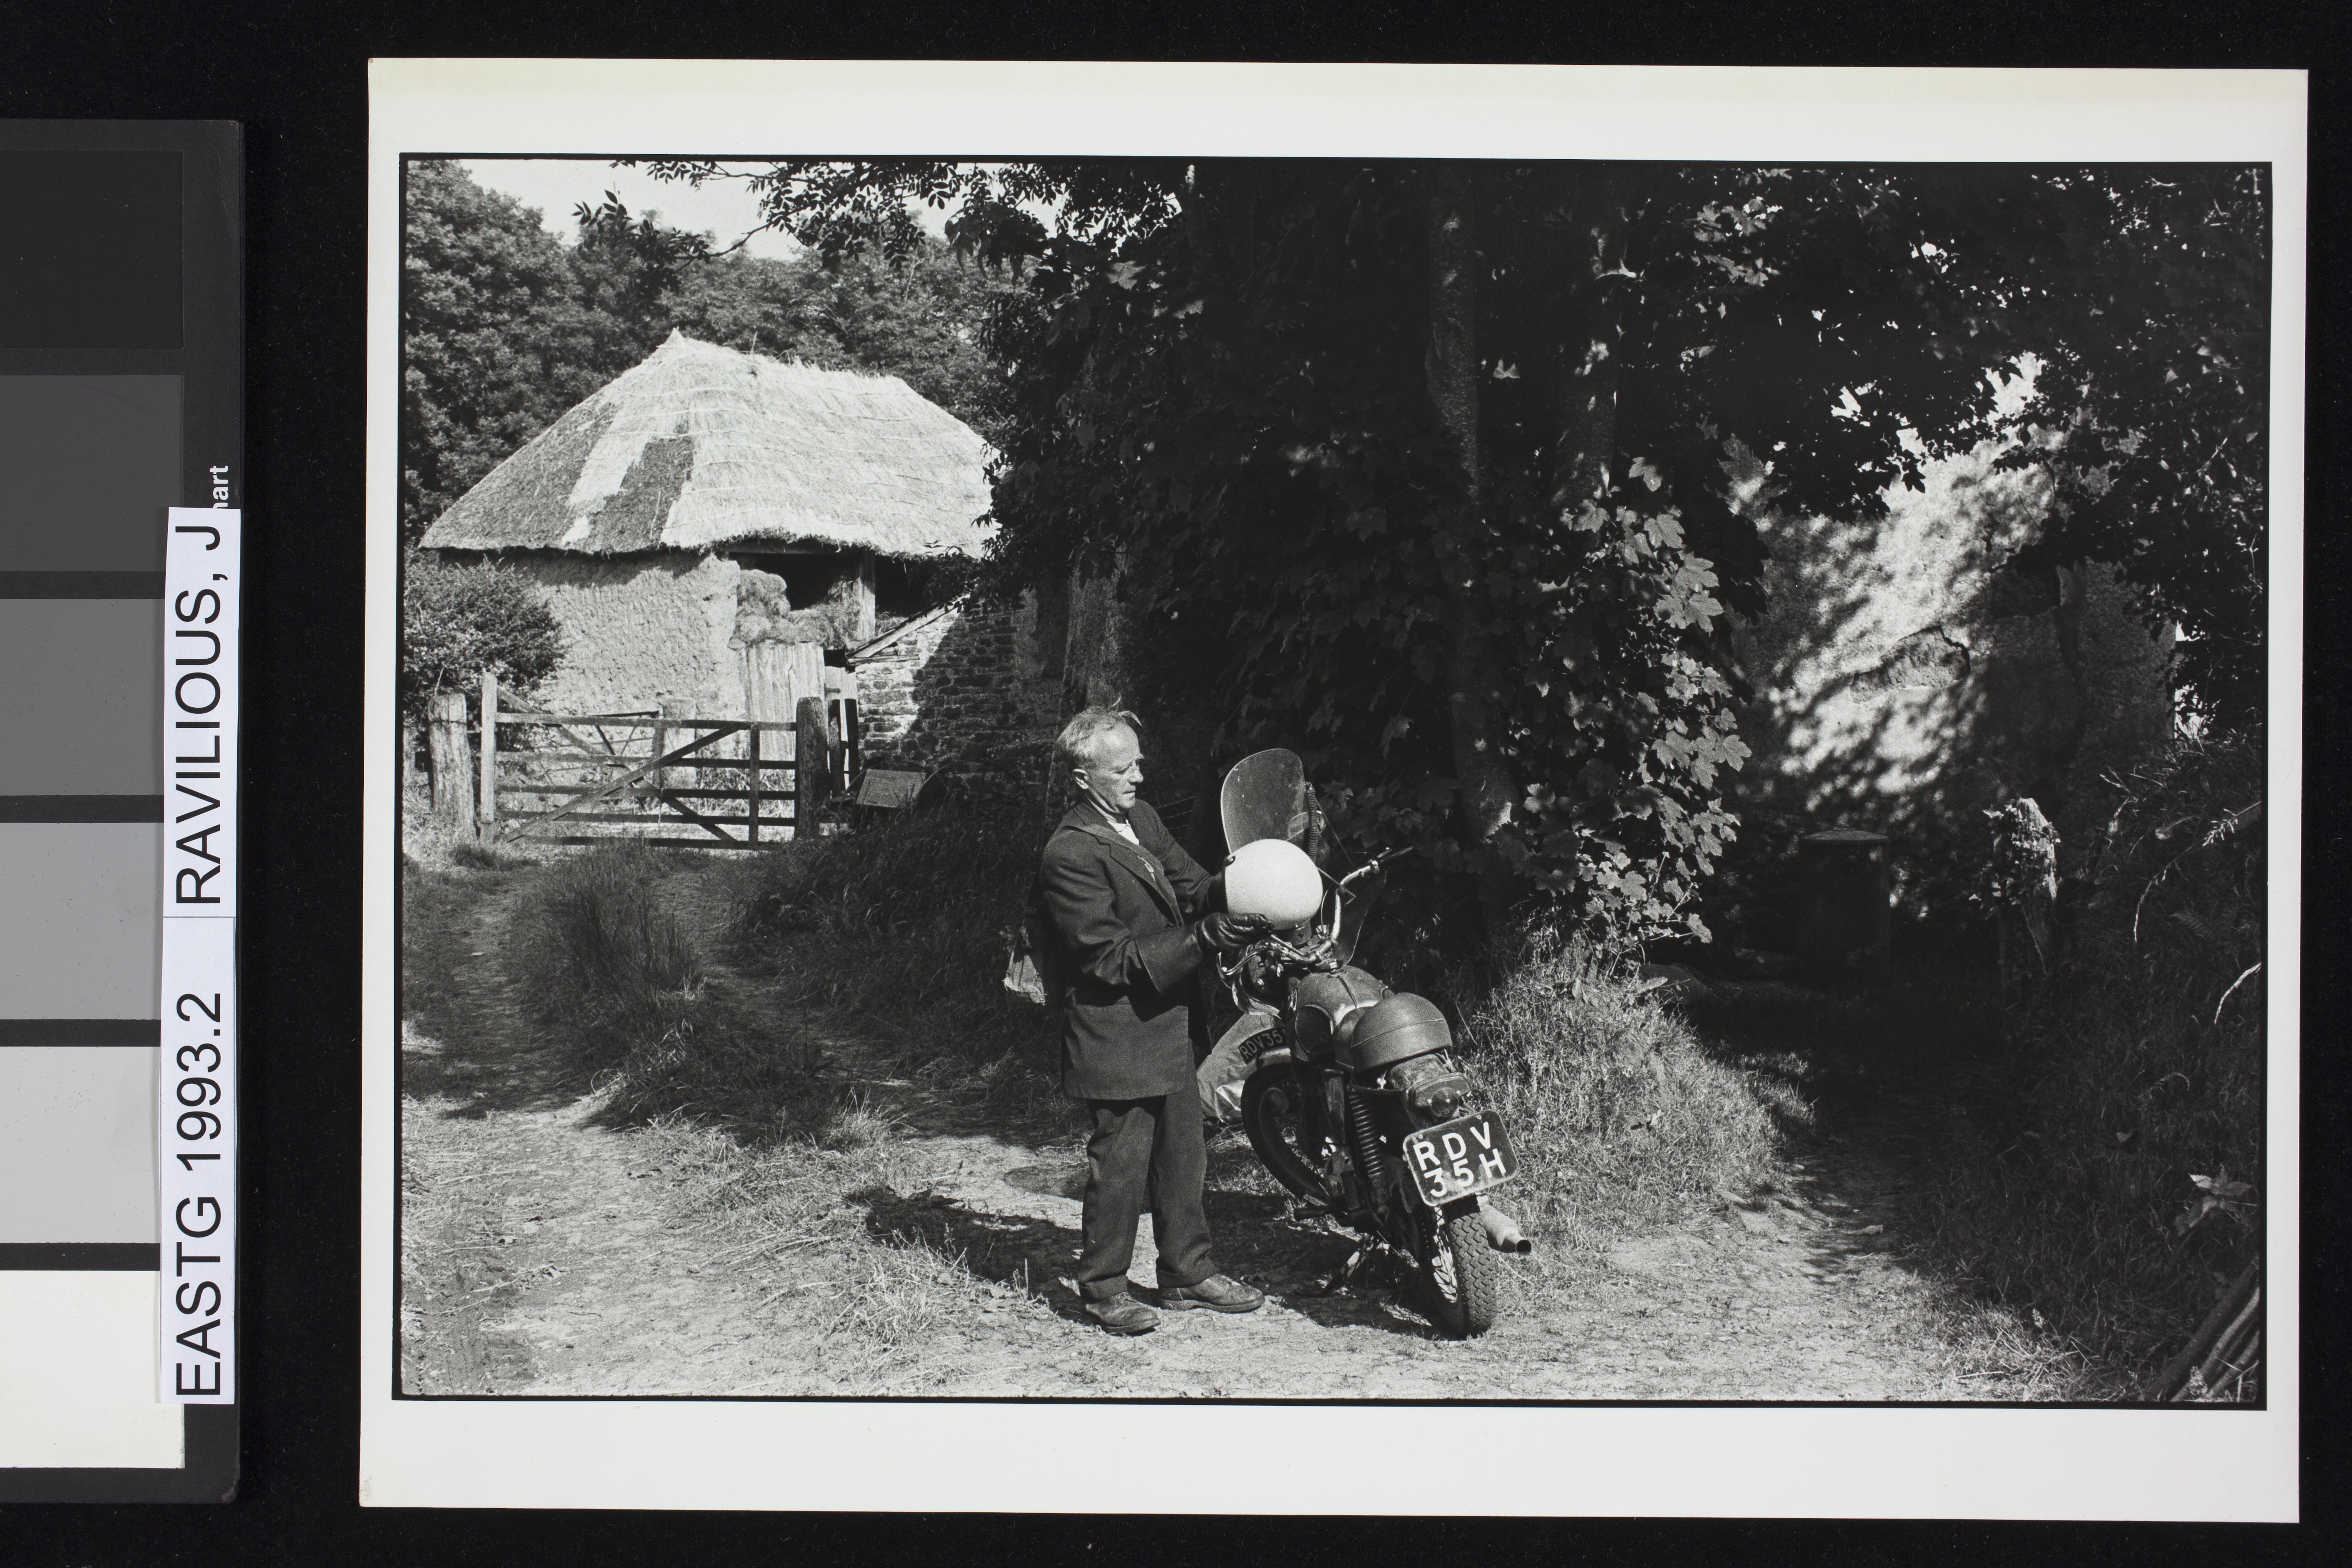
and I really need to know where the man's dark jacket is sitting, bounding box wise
[1038,798,1219,1101]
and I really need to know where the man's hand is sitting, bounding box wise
[1195,910,1272,952]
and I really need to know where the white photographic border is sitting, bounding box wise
[362,59,2304,1517]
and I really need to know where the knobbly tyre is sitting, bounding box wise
[1209,748,1530,1338]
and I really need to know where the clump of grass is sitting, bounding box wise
[823,1232,976,1378]
[513,841,700,1042]
[815,1091,905,1152]
[1906,731,2265,1388]
[511,842,816,1128]
[1452,929,1797,1245]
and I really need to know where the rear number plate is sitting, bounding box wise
[1401,1110,1518,1205]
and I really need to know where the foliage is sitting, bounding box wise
[648,159,2269,949]
[400,160,604,541]
[725,799,1063,1094]
[399,160,1018,544]
[1909,733,2262,1375]
[398,553,565,720]
[1988,169,2270,722]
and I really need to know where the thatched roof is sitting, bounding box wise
[420,331,995,560]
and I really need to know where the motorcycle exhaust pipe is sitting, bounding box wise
[1480,1203,1532,1254]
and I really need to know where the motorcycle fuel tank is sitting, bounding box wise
[1292,967,1390,1058]
[1345,991,1453,1072]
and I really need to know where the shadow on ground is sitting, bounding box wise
[845,1160,1459,1339]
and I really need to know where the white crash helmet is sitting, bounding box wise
[1225,838,1326,926]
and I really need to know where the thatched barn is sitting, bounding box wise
[420,330,998,722]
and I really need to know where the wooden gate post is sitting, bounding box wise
[657,697,694,794]
[477,669,499,838]
[428,688,475,833]
[796,696,830,838]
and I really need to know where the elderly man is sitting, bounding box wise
[1038,707,1269,1334]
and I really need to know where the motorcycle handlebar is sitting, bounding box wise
[1337,844,1414,890]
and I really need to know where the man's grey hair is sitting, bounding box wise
[1057,706,1144,774]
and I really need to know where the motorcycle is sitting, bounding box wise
[1208,748,1528,1338]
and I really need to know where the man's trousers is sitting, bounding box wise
[1075,1091,1215,1302]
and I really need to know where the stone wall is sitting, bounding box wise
[1725,443,2176,932]
[850,594,1062,795]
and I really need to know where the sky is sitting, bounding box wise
[459,159,954,258]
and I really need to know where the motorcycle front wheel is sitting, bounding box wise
[1416,1199,1502,1338]
[1238,1065,1340,1209]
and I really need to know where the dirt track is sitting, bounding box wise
[398,864,2049,1401]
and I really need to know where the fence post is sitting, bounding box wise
[657,697,693,795]
[477,669,499,838]
[796,696,830,839]
[747,723,762,845]
[428,688,475,834]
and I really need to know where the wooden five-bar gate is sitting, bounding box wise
[447,668,860,851]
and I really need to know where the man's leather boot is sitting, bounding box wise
[1159,1274,1264,1313]
[1083,1293,1160,1335]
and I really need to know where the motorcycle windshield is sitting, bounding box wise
[1219,748,1308,853]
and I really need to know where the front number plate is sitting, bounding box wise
[1401,1110,1519,1206]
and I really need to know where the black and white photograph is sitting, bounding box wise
[363,60,2302,1516]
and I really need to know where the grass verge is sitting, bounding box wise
[1915,733,2265,1392]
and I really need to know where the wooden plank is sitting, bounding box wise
[497,753,794,771]
[478,669,498,834]
[497,761,793,785]
[429,689,473,831]
[796,696,829,839]
[497,712,801,733]
[657,791,748,844]
[498,810,788,829]
[494,710,659,726]
[747,726,762,846]
[746,641,827,726]
[496,783,792,803]
[540,835,787,851]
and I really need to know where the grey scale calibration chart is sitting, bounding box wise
[0,122,241,1503]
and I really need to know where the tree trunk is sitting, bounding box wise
[1412,163,1522,951]
[1550,167,1634,517]
[1062,550,1127,715]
